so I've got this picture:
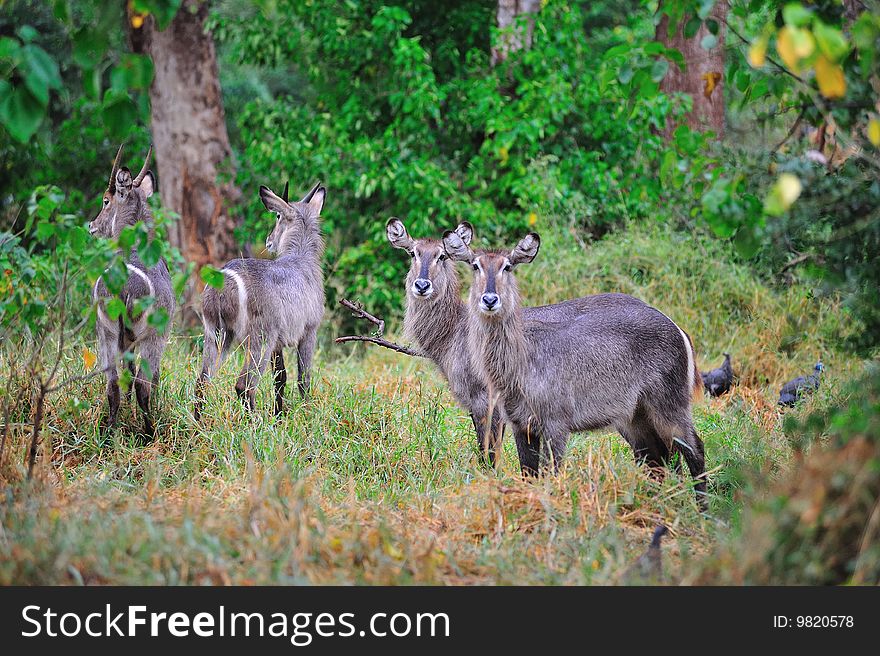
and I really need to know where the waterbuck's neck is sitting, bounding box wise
[278,217,325,262]
[403,272,464,366]
[469,302,528,410]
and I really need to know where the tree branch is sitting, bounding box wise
[339,298,385,336]
[335,298,425,358]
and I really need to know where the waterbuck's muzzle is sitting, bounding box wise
[412,278,433,298]
[480,293,500,313]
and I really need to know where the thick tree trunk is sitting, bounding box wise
[130,0,242,322]
[656,1,727,138]
[491,0,541,66]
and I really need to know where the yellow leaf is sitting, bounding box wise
[776,27,799,71]
[528,211,538,226]
[701,71,722,98]
[130,13,144,29]
[868,119,880,147]
[498,146,509,165]
[778,173,803,207]
[814,55,846,99]
[83,348,97,370]
[748,36,768,68]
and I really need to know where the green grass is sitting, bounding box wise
[0,224,866,585]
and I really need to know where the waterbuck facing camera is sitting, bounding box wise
[442,229,707,508]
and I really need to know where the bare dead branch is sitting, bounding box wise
[339,298,385,336]
[777,252,815,277]
[335,335,425,358]
[335,298,425,358]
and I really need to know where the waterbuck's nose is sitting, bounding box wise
[413,278,432,296]
[88,222,97,235]
[481,293,499,311]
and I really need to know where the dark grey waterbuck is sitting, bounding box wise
[386,219,620,465]
[195,182,326,418]
[442,230,707,506]
[89,144,175,437]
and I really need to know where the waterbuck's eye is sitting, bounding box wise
[503,263,512,272]
[472,263,479,271]
[437,254,447,262]
[275,212,282,221]
[103,198,110,206]
[409,251,415,259]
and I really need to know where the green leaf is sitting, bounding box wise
[684,17,702,39]
[782,3,812,27]
[0,36,21,61]
[139,239,162,268]
[813,21,849,63]
[706,19,719,36]
[0,85,44,143]
[696,0,715,20]
[700,34,718,50]
[101,90,137,139]
[617,62,634,85]
[650,59,669,83]
[200,265,225,290]
[110,54,154,92]
[36,221,56,239]
[105,297,126,320]
[22,44,62,91]
[72,28,109,69]
[16,25,38,43]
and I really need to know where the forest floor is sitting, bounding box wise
[0,225,864,584]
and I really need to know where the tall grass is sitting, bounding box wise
[0,224,864,584]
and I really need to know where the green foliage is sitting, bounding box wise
[218,1,673,322]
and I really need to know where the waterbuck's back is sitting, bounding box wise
[93,253,175,337]
[520,294,692,431]
[202,254,324,348]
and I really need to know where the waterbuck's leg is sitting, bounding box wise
[134,341,163,441]
[513,424,541,478]
[542,429,569,474]
[272,349,287,415]
[126,358,136,401]
[618,418,670,480]
[675,425,707,511]
[97,324,121,432]
[472,411,505,467]
[296,324,318,400]
[195,327,226,421]
[235,335,275,412]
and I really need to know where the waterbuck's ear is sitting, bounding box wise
[304,186,326,216]
[259,185,287,214]
[454,221,474,246]
[386,217,415,253]
[136,170,157,198]
[509,233,540,266]
[442,229,475,263]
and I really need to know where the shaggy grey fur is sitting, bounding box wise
[195,182,325,417]
[442,230,707,507]
[89,145,174,438]
[386,219,607,465]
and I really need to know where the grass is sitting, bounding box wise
[0,224,867,585]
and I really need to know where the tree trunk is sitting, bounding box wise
[130,0,243,322]
[491,0,542,66]
[656,1,727,138]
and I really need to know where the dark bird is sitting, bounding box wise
[623,524,668,584]
[701,352,734,397]
[778,361,824,407]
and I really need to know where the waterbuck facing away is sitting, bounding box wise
[386,219,614,466]
[195,182,326,418]
[89,144,175,437]
[442,230,707,507]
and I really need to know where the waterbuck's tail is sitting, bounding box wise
[683,329,702,402]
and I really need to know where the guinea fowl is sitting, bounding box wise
[623,525,668,585]
[701,353,734,397]
[778,361,824,407]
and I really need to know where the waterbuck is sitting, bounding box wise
[89,144,175,437]
[442,230,707,506]
[195,182,325,418]
[386,219,610,466]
